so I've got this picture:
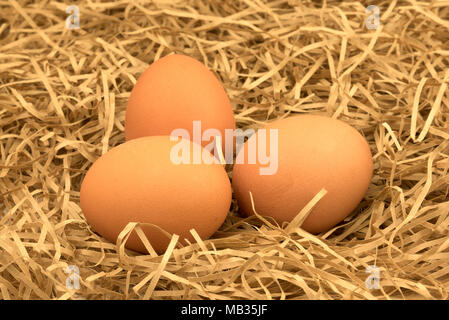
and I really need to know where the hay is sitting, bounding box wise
[0,0,448,300]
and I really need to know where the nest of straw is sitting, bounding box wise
[1,0,449,300]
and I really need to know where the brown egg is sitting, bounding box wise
[232,115,373,233]
[80,136,231,254]
[125,54,235,154]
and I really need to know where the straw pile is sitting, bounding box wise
[0,0,448,300]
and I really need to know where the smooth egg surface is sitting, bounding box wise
[232,115,373,233]
[80,136,232,254]
[125,54,235,152]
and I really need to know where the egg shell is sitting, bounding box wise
[232,115,373,233]
[125,54,235,153]
[80,136,232,254]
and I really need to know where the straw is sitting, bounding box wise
[0,0,449,300]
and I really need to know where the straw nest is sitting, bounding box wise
[1,0,448,300]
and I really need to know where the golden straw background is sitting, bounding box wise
[1,0,449,300]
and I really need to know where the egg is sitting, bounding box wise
[232,115,373,233]
[125,54,235,154]
[80,136,232,254]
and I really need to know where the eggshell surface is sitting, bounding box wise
[125,54,235,151]
[80,136,232,254]
[232,115,373,233]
